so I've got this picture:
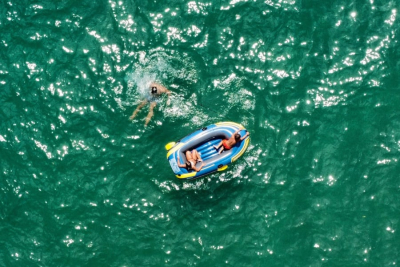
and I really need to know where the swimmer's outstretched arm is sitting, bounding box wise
[144,102,157,126]
[129,100,148,120]
[166,89,172,105]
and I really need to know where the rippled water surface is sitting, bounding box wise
[1,0,400,266]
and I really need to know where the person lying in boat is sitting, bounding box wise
[129,82,172,126]
[177,149,205,172]
[214,129,250,154]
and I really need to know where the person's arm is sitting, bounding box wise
[240,131,249,141]
[193,162,205,172]
[160,85,172,105]
[177,155,186,168]
[230,129,241,139]
[166,90,172,105]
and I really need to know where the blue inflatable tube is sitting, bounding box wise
[165,122,250,180]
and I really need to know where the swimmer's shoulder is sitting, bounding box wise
[151,82,168,93]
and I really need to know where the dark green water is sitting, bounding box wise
[1,0,400,266]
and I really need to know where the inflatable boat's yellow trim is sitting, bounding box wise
[176,172,197,179]
[232,137,250,162]
[165,142,176,151]
[166,143,185,158]
[218,165,228,171]
[215,121,244,129]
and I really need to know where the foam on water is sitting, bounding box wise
[121,49,212,127]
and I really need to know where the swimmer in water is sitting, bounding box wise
[129,82,172,126]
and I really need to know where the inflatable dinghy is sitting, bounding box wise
[165,122,250,180]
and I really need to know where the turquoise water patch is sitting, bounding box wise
[1,0,400,266]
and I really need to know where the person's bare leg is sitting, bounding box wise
[214,141,222,150]
[194,150,202,161]
[129,100,148,120]
[185,151,192,161]
[214,141,224,153]
[144,102,157,126]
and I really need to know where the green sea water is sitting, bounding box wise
[1,0,400,266]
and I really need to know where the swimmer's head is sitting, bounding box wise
[235,133,241,140]
[151,86,157,94]
[186,161,191,169]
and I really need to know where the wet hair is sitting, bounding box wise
[151,86,157,94]
[185,161,191,169]
[234,133,241,140]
